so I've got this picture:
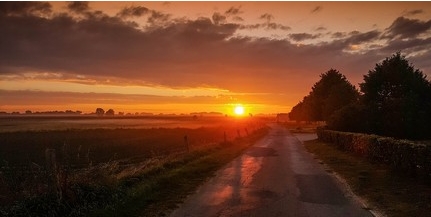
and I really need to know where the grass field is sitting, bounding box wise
[0,116,269,216]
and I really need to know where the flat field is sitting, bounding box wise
[0,115,236,132]
[0,115,269,217]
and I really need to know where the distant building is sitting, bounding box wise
[276,113,289,122]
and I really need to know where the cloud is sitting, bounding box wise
[403,9,424,17]
[315,26,327,31]
[0,5,430,98]
[67,2,90,14]
[289,33,321,41]
[383,37,431,53]
[240,23,290,31]
[241,14,291,32]
[346,30,381,44]
[147,10,171,25]
[311,6,322,13]
[259,13,274,22]
[225,6,242,16]
[0,1,51,16]
[384,16,431,39]
[332,32,347,38]
[212,12,226,25]
[117,6,150,18]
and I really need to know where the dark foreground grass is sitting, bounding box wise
[304,139,431,217]
[90,127,268,217]
[0,128,267,217]
[0,118,268,217]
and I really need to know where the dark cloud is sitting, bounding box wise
[346,30,381,44]
[289,33,321,41]
[117,6,150,18]
[0,1,51,16]
[384,16,431,39]
[259,13,274,22]
[311,6,322,13]
[212,12,226,25]
[349,30,360,35]
[67,2,90,14]
[383,37,431,53]
[225,6,242,16]
[218,6,244,22]
[0,6,430,95]
[332,32,347,38]
[147,10,170,24]
[403,9,424,16]
[240,23,290,31]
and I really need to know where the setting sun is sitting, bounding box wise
[234,105,245,116]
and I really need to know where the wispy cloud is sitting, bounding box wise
[403,9,424,17]
[311,6,322,14]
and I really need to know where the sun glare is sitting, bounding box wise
[234,105,245,116]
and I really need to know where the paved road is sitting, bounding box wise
[170,124,373,217]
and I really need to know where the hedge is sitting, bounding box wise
[317,128,431,179]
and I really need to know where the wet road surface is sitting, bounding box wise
[170,124,373,217]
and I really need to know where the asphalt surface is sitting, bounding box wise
[170,124,374,217]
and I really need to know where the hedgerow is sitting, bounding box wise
[317,128,431,180]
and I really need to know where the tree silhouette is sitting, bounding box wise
[105,109,115,116]
[359,52,431,139]
[95,108,105,116]
[289,69,359,122]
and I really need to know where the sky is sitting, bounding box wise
[1,1,431,115]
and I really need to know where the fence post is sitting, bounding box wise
[45,148,57,172]
[224,131,227,143]
[184,135,189,153]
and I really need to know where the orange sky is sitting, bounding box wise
[1,2,431,114]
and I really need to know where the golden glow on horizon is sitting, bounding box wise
[0,79,229,97]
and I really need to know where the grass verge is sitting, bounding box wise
[304,139,431,217]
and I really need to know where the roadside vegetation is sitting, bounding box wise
[0,117,267,216]
[304,139,431,217]
[290,52,431,140]
[289,52,431,216]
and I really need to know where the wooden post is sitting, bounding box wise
[245,128,249,136]
[224,131,227,143]
[45,148,57,172]
[184,135,189,153]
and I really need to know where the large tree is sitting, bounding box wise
[359,52,431,139]
[289,69,359,122]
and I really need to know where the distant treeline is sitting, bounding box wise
[289,52,431,140]
[0,110,83,115]
[0,109,226,117]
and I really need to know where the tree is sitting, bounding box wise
[289,69,359,122]
[359,52,431,139]
[105,109,115,116]
[326,103,371,133]
[95,108,105,116]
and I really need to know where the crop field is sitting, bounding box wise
[0,116,239,133]
[0,116,269,216]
